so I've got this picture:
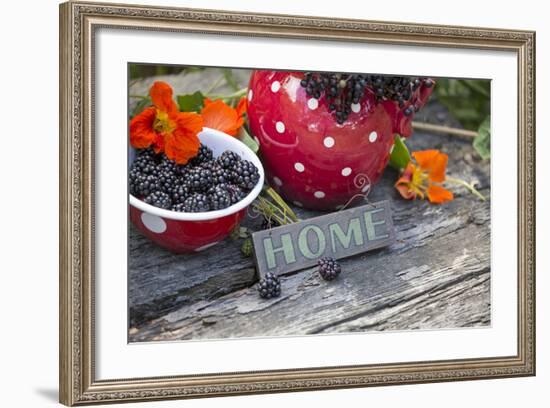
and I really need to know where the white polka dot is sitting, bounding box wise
[351,103,361,113]
[362,184,371,193]
[273,176,283,186]
[275,121,285,133]
[247,89,253,101]
[314,191,326,199]
[271,81,281,92]
[293,201,303,207]
[294,162,305,172]
[195,241,220,252]
[141,213,167,234]
[307,98,319,110]
[254,136,261,146]
[369,131,378,143]
[341,167,352,176]
[323,136,335,148]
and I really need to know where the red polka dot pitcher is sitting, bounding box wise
[247,71,434,211]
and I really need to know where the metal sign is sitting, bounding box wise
[252,200,395,276]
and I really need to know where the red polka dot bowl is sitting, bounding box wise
[247,71,434,211]
[129,128,264,253]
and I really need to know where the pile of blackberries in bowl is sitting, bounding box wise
[129,127,264,253]
[130,145,260,213]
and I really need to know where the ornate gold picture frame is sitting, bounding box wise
[59,1,535,405]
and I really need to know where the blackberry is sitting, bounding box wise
[257,272,281,299]
[225,184,247,204]
[132,148,158,172]
[171,202,186,212]
[202,161,231,184]
[217,150,241,169]
[318,257,341,281]
[144,191,172,210]
[129,149,161,197]
[207,185,233,210]
[231,160,260,191]
[191,144,214,165]
[130,173,160,198]
[171,182,191,204]
[175,163,190,177]
[182,193,210,212]
[157,168,178,194]
[185,167,213,192]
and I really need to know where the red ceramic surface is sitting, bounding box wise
[130,206,246,253]
[247,71,433,210]
[129,128,264,253]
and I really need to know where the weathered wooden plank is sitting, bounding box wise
[129,193,490,341]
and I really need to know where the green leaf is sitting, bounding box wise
[473,116,491,160]
[389,134,411,170]
[238,127,259,154]
[434,78,491,131]
[177,91,205,112]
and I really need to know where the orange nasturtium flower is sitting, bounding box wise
[130,81,203,164]
[200,97,247,136]
[395,149,454,204]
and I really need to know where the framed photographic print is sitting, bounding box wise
[59,1,536,405]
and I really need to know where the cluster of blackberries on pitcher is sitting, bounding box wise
[129,145,260,212]
[300,72,434,124]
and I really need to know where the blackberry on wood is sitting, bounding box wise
[144,191,172,210]
[257,272,281,299]
[318,257,341,281]
[231,160,260,190]
[183,193,211,212]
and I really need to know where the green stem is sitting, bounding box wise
[206,87,247,101]
[252,198,289,226]
[205,75,225,94]
[253,193,298,226]
[264,187,299,222]
[263,198,294,225]
[129,94,149,99]
[446,177,487,201]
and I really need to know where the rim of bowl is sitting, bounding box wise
[129,127,265,221]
